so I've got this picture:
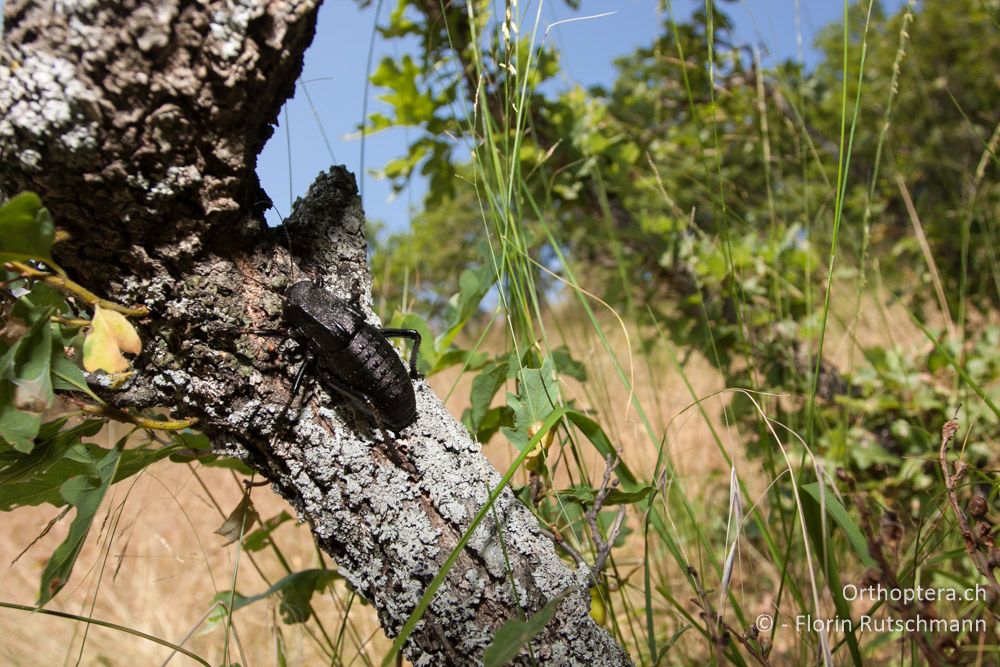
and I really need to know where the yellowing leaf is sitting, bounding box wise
[524,420,556,472]
[83,305,142,373]
[589,587,607,626]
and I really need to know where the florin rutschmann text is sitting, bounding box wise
[794,614,985,634]
[754,584,988,636]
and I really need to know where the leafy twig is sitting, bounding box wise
[7,260,148,316]
[538,524,589,571]
[77,402,197,431]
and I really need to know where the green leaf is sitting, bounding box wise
[0,382,42,454]
[30,292,93,399]
[379,0,421,39]
[114,442,184,482]
[467,405,513,444]
[50,346,95,397]
[907,313,1000,421]
[563,411,640,491]
[799,483,864,667]
[551,346,587,382]
[801,482,875,568]
[361,112,395,135]
[0,192,55,264]
[212,569,340,626]
[556,483,653,507]
[0,424,179,511]
[468,357,510,432]
[501,357,561,449]
[0,419,103,509]
[13,319,54,413]
[434,348,489,374]
[243,511,293,552]
[369,56,437,126]
[654,625,691,665]
[0,312,56,452]
[12,282,66,325]
[441,266,493,348]
[38,436,125,605]
[483,588,571,667]
[379,141,430,182]
[276,569,338,624]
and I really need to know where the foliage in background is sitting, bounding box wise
[372,0,999,318]
[364,0,1000,663]
[369,0,999,468]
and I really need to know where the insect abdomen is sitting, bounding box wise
[330,324,417,431]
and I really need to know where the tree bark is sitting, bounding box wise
[0,2,631,664]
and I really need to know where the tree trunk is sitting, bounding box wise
[0,2,631,664]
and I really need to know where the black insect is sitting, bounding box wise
[281,281,421,432]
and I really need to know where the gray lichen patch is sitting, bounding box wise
[208,1,259,62]
[0,51,100,170]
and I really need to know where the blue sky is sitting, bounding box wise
[257,0,896,233]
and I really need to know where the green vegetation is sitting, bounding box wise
[2,0,998,664]
[367,0,1000,663]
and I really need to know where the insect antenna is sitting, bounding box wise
[258,199,302,284]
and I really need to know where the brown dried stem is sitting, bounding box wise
[586,454,627,578]
[687,566,728,666]
[852,494,947,666]
[937,414,1000,597]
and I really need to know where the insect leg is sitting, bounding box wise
[205,325,286,337]
[313,365,378,417]
[289,353,313,396]
[272,353,314,435]
[380,328,422,378]
[243,328,285,337]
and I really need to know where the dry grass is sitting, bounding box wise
[0,422,388,666]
